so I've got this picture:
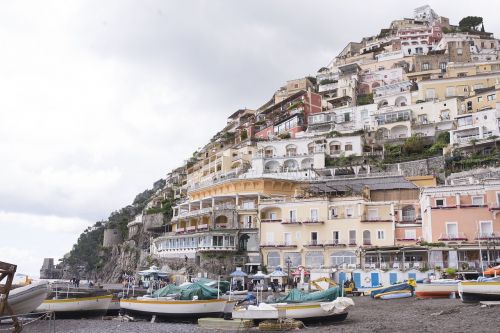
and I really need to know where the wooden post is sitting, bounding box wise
[0,261,22,332]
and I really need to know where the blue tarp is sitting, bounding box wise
[370,283,414,298]
[276,286,340,303]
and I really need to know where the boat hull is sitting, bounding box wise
[8,281,49,315]
[415,283,458,299]
[232,299,352,322]
[459,281,500,303]
[120,298,228,319]
[36,295,113,317]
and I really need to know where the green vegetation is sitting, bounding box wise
[278,132,291,139]
[65,222,105,276]
[288,101,303,110]
[327,130,365,138]
[382,135,443,164]
[357,93,374,106]
[319,79,336,85]
[240,129,248,141]
[458,16,483,32]
[446,150,500,173]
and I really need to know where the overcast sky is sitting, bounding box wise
[1,0,499,277]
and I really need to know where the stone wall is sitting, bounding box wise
[143,213,166,231]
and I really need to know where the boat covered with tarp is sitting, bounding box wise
[276,286,340,303]
[370,282,415,299]
[120,281,232,319]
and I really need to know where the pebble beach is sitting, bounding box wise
[17,296,500,333]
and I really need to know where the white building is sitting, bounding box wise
[409,98,459,137]
[307,104,375,134]
[450,108,500,147]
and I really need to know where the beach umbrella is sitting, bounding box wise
[230,269,248,277]
[269,267,288,278]
[251,271,267,279]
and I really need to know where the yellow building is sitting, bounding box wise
[259,196,398,270]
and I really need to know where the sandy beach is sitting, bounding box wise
[16,296,500,333]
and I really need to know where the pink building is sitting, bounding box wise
[420,180,500,270]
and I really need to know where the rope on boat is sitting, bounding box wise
[0,311,55,332]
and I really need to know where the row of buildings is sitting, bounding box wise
[120,6,500,285]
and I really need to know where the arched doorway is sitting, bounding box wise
[239,234,250,251]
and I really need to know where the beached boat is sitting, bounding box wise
[35,288,113,317]
[120,281,230,319]
[232,297,353,322]
[458,278,500,303]
[232,286,353,322]
[415,280,459,298]
[370,282,415,299]
[8,281,49,315]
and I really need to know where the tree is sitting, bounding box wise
[402,135,425,155]
[458,16,483,32]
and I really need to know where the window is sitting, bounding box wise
[457,48,463,55]
[344,113,351,122]
[244,216,253,228]
[445,86,455,97]
[425,89,435,100]
[480,221,493,237]
[363,230,371,245]
[458,116,473,127]
[440,110,450,120]
[345,207,354,217]
[377,230,385,240]
[439,62,447,70]
[349,230,356,245]
[212,236,223,247]
[472,196,484,206]
[267,252,280,267]
[269,212,277,220]
[266,232,274,244]
[242,201,255,209]
[367,208,378,221]
[332,231,340,244]
[285,252,302,267]
[466,101,473,111]
[310,209,319,222]
[487,94,496,101]
[330,208,337,218]
[330,251,356,267]
[404,229,417,240]
[345,143,353,151]
[477,96,483,103]
[446,223,458,238]
[284,232,292,245]
[289,210,297,223]
[435,199,445,207]
[305,251,324,268]
[474,84,484,90]
[310,232,318,245]
[418,114,428,124]
[422,62,430,71]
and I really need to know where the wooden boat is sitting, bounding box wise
[231,297,353,322]
[120,297,229,318]
[8,281,49,315]
[415,281,459,299]
[36,289,113,317]
[458,280,500,303]
[378,291,413,300]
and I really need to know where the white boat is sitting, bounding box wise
[36,294,113,316]
[415,280,459,298]
[120,296,230,318]
[8,281,49,315]
[231,297,354,322]
[458,280,500,303]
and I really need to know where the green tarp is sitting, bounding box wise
[276,286,340,303]
[152,281,222,300]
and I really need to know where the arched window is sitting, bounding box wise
[283,159,299,171]
[305,252,324,268]
[285,144,298,157]
[330,251,357,267]
[402,206,416,222]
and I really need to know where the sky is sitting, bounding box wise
[1,0,499,277]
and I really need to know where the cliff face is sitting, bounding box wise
[98,240,142,282]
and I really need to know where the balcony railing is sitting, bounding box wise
[438,233,468,241]
[363,239,372,246]
[261,219,282,223]
[490,203,500,211]
[302,220,325,224]
[175,227,185,233]
[281,220,302,225]
[214,223,228,229]
[324,240,345,247]
[237,204,257,210]
[186,226,197,232]
[476,232,500,240]
[260,242,297,248]
[304,240,324,247]
[361,216,392,222]
[214,203,236,211]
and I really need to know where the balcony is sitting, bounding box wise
[275,242,297,248]
[489,203,500,211]
[237,204,257,211]
[302,220,325,224]
[324,240,345,247]
[214,203,236,211]
[186,226,197,233]
[197,224,209,231]
[281,220,302,225]
[197,244,238,252]
[214,223,228,229]
[175,227,185,234]
[318,82,338,93]
[261,219,282,223]
[363,239,372,246]
[398,215,422,224]
[476,232,500,240]
[304,240,324,248]
[360,216,392,222]
[438,233,468,241]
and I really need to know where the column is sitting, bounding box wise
[455,193,461,207]
[235,194,239,207]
